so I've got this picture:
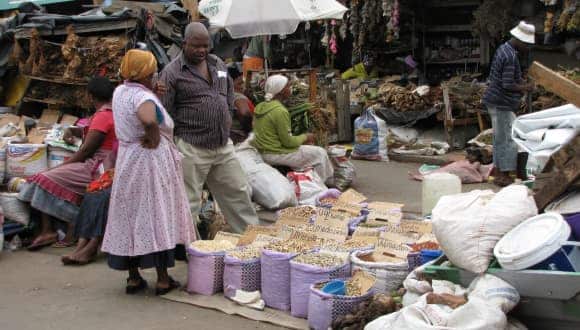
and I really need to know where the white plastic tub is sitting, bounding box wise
[494,212,580,272]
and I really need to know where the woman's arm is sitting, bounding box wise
[63,126,83,145]
[234,99,253,133]
[61,130,106,165]
[137,101,161,149]
[273,109,307,148]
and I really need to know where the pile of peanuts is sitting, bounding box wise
[226,247,262,260]
[293,252,344,267]
[264,239,311,253]
[190,240,236,252]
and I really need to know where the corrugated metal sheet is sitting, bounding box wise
[0,0,76,12]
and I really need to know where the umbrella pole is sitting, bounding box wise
[265,58,269,78]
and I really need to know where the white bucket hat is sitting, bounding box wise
[510,21,536,44]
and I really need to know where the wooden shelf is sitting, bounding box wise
[426,0,481,8]
[25,75,88,86]
[427,58,480,64]
[427,25,472,33]
[22,97,66,105]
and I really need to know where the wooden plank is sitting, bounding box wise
[308,69,318,103]
[534,135,580,210]
[529,61,580,107]
[181,0,199,20]
[106,0,167,14]
[335,79,352,142]
[443,86,453,146]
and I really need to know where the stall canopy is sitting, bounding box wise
[199,0,348,38]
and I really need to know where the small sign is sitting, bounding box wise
[301,224,347,242]
[375,237,412,259]
[400,220,433,234]
[338,189,367,204]
[238,225,279,246]
[367,202,404,222]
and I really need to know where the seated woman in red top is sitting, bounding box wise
[20,76,118,251]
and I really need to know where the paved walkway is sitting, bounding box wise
[0,160,494,330]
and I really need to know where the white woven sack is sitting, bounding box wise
[432,185,537,273]
[351,251,409,294]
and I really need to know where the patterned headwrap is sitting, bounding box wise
[119,49,157,81]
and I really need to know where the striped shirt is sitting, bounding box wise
[482,42,523,111]
[159,54,234,149]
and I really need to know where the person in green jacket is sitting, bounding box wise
[252,75,334,183]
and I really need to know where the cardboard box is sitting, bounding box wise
[60,114,79,126]
[38,109,60,127]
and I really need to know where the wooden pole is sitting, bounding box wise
[181,0,199,21]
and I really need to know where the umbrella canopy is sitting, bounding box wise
[199,0,348,38]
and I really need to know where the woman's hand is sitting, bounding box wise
[304,133,316,145]
[141,125,161,149]
[63,128,75,145]
[137,101,161,149]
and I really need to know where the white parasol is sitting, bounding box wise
[199,0,348,39]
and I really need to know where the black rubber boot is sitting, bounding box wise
[516,152,529,181]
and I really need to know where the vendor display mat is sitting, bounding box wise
[161,291,308,330]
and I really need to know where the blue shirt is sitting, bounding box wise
[483,42,523,111]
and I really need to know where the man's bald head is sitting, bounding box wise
[184,22,209,42]
[183,22,210,64]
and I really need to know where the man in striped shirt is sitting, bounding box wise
[159,22,259,233]
[482,21,535,186]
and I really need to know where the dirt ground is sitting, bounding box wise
[0,160,494,330]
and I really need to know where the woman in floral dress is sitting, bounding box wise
[101,49,195,295]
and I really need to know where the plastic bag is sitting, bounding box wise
[410,160,493,184]
[0,144,6,184]
[327,146,355,191]
[331,155,355,191]
[287,169,327,206]
[223,254,261,299]
[7,144,48,178]
[186,247,226,295]
[235,141,297,210]
[290,258,351,318]
[0,192,30,225]
[309,278,375,330]
[352,106,389,161]
[351,250,409,294]
[432,185,538,273]
[261,249,299,311]
[365,274,519,330]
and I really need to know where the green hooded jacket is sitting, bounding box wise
[252,100,307,154]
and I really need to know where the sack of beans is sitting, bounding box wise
[315,189,342,208]
[261,240,311,311]
[223,247,261,298]
[187,240,236,295]
[319,240,376,256]
[290,252,351,318]
[308,275,375,330]
[351,250,409,294]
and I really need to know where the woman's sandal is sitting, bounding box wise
[126,277,148,295]
[52,240,76,248]
[27,236,58,251]
[155,277,180,296]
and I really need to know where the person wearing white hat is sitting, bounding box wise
[252,75,334,183]
[482,21,536,187]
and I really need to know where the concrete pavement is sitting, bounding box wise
[0,160,494,330]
